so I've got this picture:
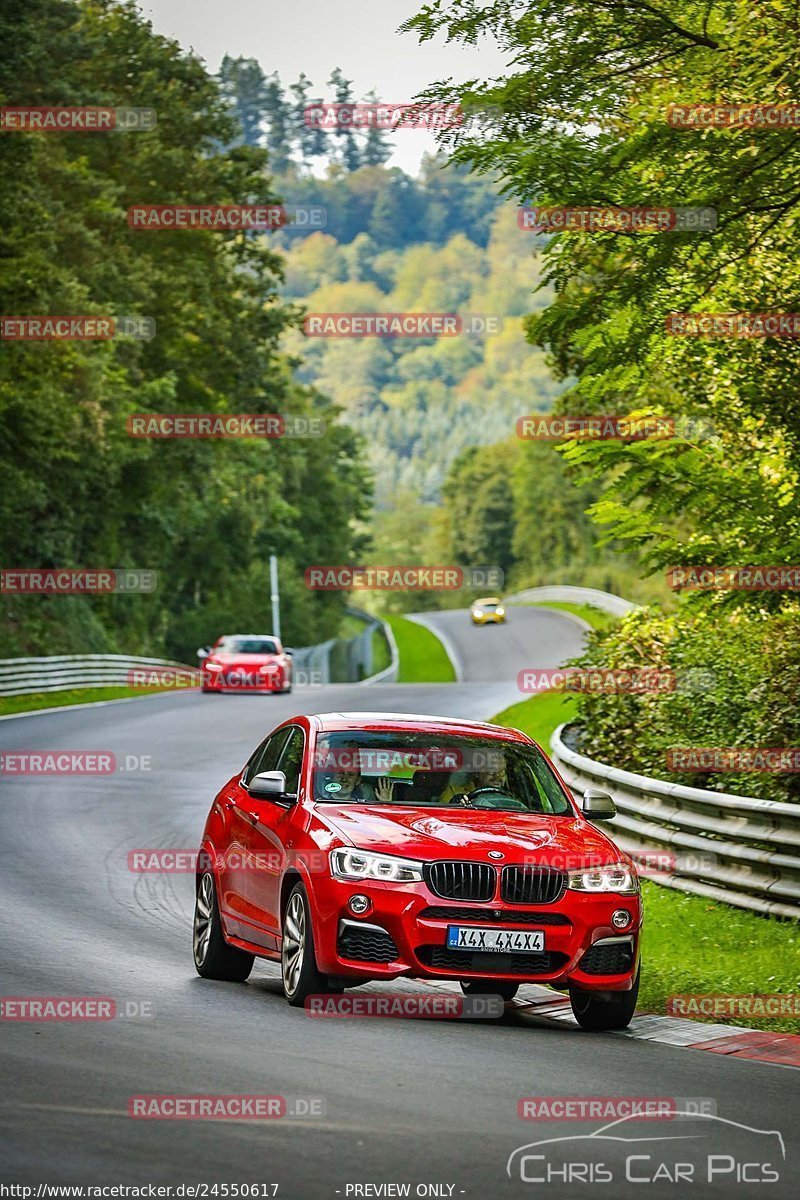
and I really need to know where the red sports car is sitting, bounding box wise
[193,712,641,1030]
[198,634,292,694]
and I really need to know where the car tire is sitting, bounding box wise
[569,966,640,1031]
[281,883,335,1007]
[460,980,519,1002]
[193,871,254,981]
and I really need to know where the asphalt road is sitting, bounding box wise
[407,602,588,684]
[0,606,797,1197]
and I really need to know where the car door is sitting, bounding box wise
[220,727,291,944]
[235,725,306,949]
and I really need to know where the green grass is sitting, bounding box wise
[490,690,800,1033]
[370,625,392,676]
[639,881,800,1032]
[338,611,371,639]
[0,685,173,717]
[491,690,579,748]
[522,600,617,632]
[385,614,455,683]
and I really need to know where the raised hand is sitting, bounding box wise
[374,777,395,804]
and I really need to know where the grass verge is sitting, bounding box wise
[0,685,173,717]
[639,882,800,1033]
[522,600,617,632]
[370,625,392,676]
[490,690,800,1033]
[385,614,455,683]
[491,690,579,747]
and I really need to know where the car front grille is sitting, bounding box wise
[337,922,399,964]
[423,861,495,902]
[419,906,570,926]
[501,865,566,905]
[579,939,634,976]
[417,945,569,976]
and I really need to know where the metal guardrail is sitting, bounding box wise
[550,723,800,920]
[0,654,194,697]
[506,585,637,617]
[0,610,396,698]
[288,639,337,686]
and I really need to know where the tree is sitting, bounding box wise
[361,89,392,167]
[403,0,800,600]
[327,67,362,172]
[263,70,293,172]
[0,0,371,658]
[442,444,517,580]
[217,55,269,147]
[288,72,327,167]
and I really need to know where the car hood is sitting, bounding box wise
[317,804,621,867]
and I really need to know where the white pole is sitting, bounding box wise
[269,554,281,641]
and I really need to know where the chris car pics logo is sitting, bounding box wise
[507,1112,784,1185]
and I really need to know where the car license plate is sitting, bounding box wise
[446,925,544,952]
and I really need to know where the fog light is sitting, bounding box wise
[612,909,631,930]
[348,894,371,916]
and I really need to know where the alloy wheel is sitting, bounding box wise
[282,891,306,996]
[193,873,214,967]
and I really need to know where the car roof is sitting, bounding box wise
[218,633,279,640]
[473,597,501,605]
[308,711,531,743]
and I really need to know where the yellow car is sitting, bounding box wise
[470,596,506,625]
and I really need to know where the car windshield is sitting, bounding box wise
[218,637,278,655]
[312,731,572,814]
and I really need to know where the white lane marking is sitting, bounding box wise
[404,614,463,682]
[0,691,194,722]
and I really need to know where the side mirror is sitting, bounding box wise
[283,647,294,657]
[248,770,294,802]
[582,788,617,821]
[196,646,210,660]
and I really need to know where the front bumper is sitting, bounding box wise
[203,671,285,692]
[471,613,505,624]
[311,876,641,992]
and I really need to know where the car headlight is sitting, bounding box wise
[495,607,505,616]
[204,661,223,672]
[567,860,639,894]
[330,848,424,883]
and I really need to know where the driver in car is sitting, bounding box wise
[440,757,509,805]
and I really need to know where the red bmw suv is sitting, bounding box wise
[193,712,641,1030]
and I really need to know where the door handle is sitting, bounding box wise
[247,811,259,826]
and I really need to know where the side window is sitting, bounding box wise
[244,728,290,785]
[275,726,306,795]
